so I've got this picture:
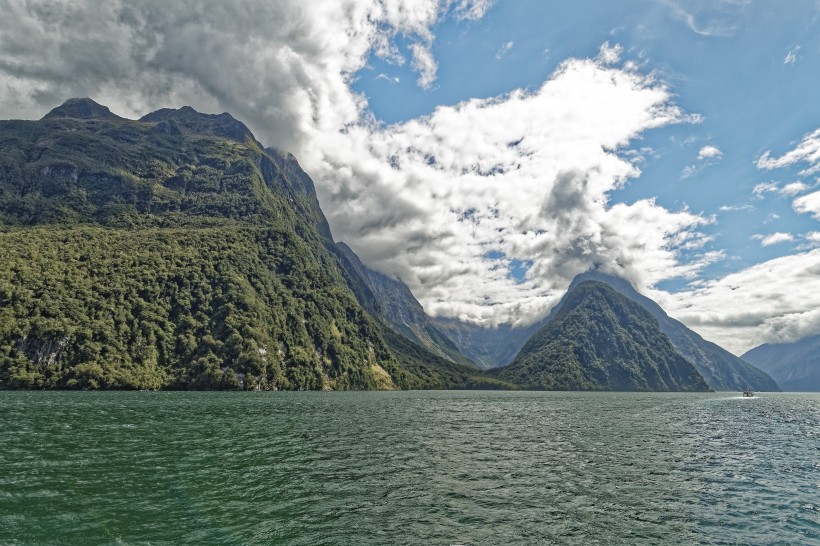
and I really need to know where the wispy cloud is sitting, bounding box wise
[495,40,514,60]
[757,128,820,176]
[784,44,801,64]
[752,232,794,247]
[375,73,400,84]
[719,204,754,212]
[662,0,745,37]
[752,181,779,198]
[410,42,438,89]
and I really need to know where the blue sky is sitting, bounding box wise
[1,0,819,352]
[353,0,820,289]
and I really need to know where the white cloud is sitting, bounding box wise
[752,181,779,198]
[410,42,438,89]
[375,73,400,84]
[719,204,754,212]
[798,231,820,250]
[596,42,622,65]
[752,232,794,247]
[662,0,746,37]
[757,128,820,176]
[784,44,800,64]
[793,190,820,220]
[780,181,809,196]
[697,145,723,160]
[659,250,820,353]
[680,164,698,178]
[495,40,514,60]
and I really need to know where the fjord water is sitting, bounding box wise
[1,392,817,544]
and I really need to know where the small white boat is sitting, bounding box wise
[742,387,754,397]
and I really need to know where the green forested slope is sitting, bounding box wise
[0,98,473,390]
[495,281,710,391]
[0,226,406,390]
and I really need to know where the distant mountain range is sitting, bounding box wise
[435,270,779,391]
[0,98,783,392]
[742,335,820,392]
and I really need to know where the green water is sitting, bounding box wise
[0,391,817,545]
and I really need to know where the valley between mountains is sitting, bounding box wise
[0,99,786,391]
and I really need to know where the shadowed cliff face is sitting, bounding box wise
[496,281,711,392]
[334,242,483,371]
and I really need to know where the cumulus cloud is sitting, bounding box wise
[757,128,820,176]
[780,181,809,196]
[793,191,820,220]
[697,145,723,160]
[659,250,820,352]
[0,0,716,329]
[752,232,794,247]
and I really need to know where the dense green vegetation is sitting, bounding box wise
[495,281,710,391]
[568,271,780,391]
[0,99,481,390]
[0,225,414,390]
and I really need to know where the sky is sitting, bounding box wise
[1,0,819,354]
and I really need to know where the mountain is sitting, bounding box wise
[567,271,780,392]
[430,318,543,370]
[334,243,474,367]
[0,98,478,390]
[742,334,820,391]
[494,281,710,391]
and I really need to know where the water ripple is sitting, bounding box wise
[0,391,818,544]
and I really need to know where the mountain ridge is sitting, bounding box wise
[494,280,711,391]
[0,98,466,390]
[562,271,780,391]
[742,334,820,391]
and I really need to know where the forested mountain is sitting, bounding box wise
[742,335,820,392]
[494,281,710,391]
[0,98,491,390]
[564,271,780,391]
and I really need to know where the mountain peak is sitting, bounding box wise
[564,270,780,391]
[497,280,711,391]
[139,106,254,143]
[42,98,124,121]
